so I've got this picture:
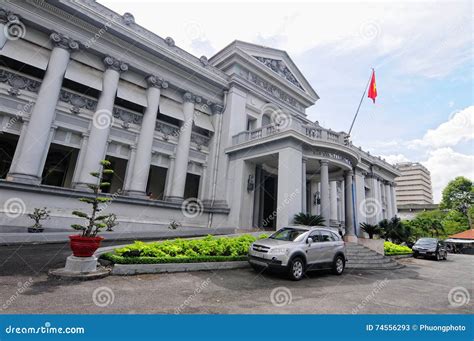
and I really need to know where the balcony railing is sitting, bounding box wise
[232,119,346,146]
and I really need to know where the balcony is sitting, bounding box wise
[232,119,346,146]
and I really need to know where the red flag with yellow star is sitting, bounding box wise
[368,69,377,103]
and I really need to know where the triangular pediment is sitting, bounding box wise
[252,55,304,90]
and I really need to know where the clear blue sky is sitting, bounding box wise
[101,0,473,202]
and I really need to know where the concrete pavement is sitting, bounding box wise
[0,241,472,314]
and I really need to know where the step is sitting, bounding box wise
[347,258,393,264]
[346,262,403,270]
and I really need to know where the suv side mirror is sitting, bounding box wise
[307,237,313,245]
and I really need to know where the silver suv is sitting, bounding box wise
[248,226,347,280]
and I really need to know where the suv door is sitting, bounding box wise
[319,230,339,263]
[306,231,325,265]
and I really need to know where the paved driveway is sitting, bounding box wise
[0,243,472,314]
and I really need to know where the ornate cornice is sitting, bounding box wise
[59,90,97,114]
[113,107,142,129]
[183,92,202,104]
[50,32,80,51]
[0,69,41,96]
[103,56,128,73]
[146,75,168,89]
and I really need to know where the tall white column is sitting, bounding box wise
[391,184,398,216]
[344,170,355,237]
[276,147,302,229]
[164,155,176,198]
[125,75,167,196]
[378,179,385,219]
[74,56,127,188]
[367,175,381,224]
[167,92,200,202]
[201,104,224,203]
[354,170,367,236]
[320,160,330,227]
[7,32,79,184]
[385,182,393,218]
[330,180,338,225]
[340,181,345,226]
[123,144,137,192]
[302,158,307,213]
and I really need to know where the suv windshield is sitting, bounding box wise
[415,238,437,246]
[269,227,307,242]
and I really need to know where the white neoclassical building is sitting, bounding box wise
[0,0,399,239]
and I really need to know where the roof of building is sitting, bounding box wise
[448,229,474,240]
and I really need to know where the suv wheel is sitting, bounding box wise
[288,257,304,281]
[332,255,345,275]
[436,252,441,261]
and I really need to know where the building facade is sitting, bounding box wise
[395,162,434,205]
[0,0,399,238]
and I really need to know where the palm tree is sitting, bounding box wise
[378,216,411,244]
[293,213,325,226]
[360,223,380,239]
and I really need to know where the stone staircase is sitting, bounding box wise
[345,243,403,270]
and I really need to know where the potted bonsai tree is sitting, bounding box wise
[70,160,115,257]
[27,207,50,233]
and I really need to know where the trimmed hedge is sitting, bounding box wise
[102,253,247,264]
[102,234,267,265]
[384,241,413,255]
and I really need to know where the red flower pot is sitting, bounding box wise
[69,235,104,257]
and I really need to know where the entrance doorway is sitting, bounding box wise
[253,166,278,230]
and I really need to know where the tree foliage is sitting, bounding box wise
[440,176,473,216]
[71,160,115,237]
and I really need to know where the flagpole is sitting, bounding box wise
[348,69,373,136]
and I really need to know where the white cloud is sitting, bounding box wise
[408,106,474,149]
[422,148,474,203]
[99,0,471,78]
[381,154,410,165]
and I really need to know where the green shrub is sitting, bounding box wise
[105,234,268,264]
[384,241,412,255]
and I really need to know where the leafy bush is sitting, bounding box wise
[384,241,412,256]
[104,234,268,264]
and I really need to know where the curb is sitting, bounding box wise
[111,261,250,275]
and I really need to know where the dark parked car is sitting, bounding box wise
[412,238,447,261]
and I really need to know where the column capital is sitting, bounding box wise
[0,9,20,24]
[183,92,201,104]
[146,75,168,89]
[50,32,80,51]
[103,56,128,73]
[320,159,329,166]
[211,103,224,115]
[344,169,353,177]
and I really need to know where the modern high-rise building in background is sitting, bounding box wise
[395,162,434,205]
